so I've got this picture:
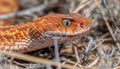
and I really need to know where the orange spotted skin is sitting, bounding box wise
[0,0,19,26]
[0,13,91,52]
[0,0,19,14]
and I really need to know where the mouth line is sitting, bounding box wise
[42,27,90,38]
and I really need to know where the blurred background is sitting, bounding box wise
[0,0,120,69]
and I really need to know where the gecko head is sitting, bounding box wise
[34,13,92,39]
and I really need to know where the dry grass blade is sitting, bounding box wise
[94,0,120,50]
[0,4,46,19]
[82,3,97,17]
[113,66,120,69]
[72,0,93,13]
[0,50,80,69]
[0,51,106,69]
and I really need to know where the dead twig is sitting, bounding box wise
[72,0,93,13]
[0,4,46,19]
[94,0,120,50]
[0,51,80,69]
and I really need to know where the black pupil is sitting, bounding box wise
[66,20,69,26]
[62,19,71,27]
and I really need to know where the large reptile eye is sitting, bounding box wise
[62,19,72,27]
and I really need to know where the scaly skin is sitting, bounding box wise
[0,13,91,52]
[0,0,19,14]
[0,0,19,26]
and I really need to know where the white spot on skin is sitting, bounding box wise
[4,46,10,51]
[18,45,24,49]
[10,46,17,51]
[27,40,33,46]
[77,23,81,28]
[14,45,19,50]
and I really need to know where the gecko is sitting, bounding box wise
[0,13,91,53]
